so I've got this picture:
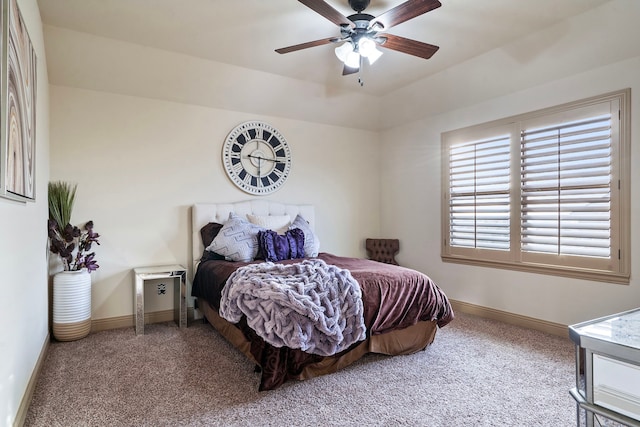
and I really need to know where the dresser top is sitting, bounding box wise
[570,308,640,351]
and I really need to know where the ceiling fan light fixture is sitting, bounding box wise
[358,37,382,64]
[366,46,383,64]
[370,21,384,32]
[358,37,382,65]
[345,50,361,68]
[358,37,375,56]
[334,41,354,62]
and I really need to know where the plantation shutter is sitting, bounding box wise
[443,90,628,282]
[520,113,612,259]
[448,134,511,251]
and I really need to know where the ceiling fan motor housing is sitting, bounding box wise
[348,13,375,24]
[346,14,376,46]
[348,0,371,13]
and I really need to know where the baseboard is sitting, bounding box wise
[14,333,50,427]
[91,314,133,332]
[91,308,195,333]
[449,299,569,338]
[92,303,566,338]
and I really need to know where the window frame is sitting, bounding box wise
[441,89,631,284]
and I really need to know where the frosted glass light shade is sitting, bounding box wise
[345,51,361,68]
[358,37,383,64]
[335,42,354,62]
[358,38,376,56]
[366,47,383,64]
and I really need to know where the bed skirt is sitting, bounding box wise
[199,299,438,383]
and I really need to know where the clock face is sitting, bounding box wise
[222,121,292,195]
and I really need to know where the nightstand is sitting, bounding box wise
[133,264,187,335]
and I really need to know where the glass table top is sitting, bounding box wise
[572,308,640,350]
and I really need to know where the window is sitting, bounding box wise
[441,90,630,284]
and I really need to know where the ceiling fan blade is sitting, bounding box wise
[371,0,441,30]
[378,33,439,59]
[275,37,337,54]
[342,64,359,75]
[298,0,354,27]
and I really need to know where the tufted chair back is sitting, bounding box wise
[365,238,400,265]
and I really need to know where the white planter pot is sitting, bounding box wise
[53,269,92,341]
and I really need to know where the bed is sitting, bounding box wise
[191,201,454,391]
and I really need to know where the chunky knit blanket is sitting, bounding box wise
[220,259,366,356]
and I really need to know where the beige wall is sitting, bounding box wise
[43,18,385,320]
[49,86,381,320]
[0,0,49,425]
[43,25,382,131]
[380,0,640,326]
[381,0,640,129]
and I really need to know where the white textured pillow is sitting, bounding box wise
[290,214,320,257]
[247,214,291,234]
[207,213,263,262]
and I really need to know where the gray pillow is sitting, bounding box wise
[206,213,263,262]
[290,214,320,257]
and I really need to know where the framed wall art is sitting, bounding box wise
[0,0,37,202]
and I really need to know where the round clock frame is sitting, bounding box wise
[222,121,292,195]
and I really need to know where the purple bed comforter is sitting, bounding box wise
[192,252,454,389]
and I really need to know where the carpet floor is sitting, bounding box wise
[25,312,604,426]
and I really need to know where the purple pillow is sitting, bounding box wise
[257,228,305,262]
[286,228,305,259]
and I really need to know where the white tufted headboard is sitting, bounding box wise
[191,201,315,269]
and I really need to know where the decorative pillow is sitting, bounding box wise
[247,214,291,234]
[287,228,306,259]
[206,213,263,262]
[200,222,225,261]
[257,228,305,262]
[290,214,320,257]
[200,222,224,248]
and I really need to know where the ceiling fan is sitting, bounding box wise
[276,0,441,76]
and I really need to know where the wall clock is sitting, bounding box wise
[222,121,292,195]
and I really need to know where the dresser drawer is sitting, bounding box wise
[593,353,640,422]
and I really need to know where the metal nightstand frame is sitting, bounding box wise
[133,264,187,335]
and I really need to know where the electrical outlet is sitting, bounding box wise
[157,283,166,295]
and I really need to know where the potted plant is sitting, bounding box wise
[48,181,100,341]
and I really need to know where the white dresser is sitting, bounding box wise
[569,308,640,427]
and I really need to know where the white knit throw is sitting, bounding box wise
[220,259,366,356]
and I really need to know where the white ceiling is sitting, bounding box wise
[37,0,612,97]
